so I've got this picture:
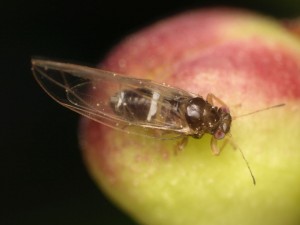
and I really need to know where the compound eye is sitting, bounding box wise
[222,123,228,133]
[214,129,225,140]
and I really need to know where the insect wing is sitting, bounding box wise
[32,59,193,139]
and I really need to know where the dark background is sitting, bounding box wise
[1,1,299,224]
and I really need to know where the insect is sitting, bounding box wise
[32,58,284,185]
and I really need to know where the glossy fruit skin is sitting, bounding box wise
[80,8,300,225]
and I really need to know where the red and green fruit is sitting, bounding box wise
[80,8,300,225]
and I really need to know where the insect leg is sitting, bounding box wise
[212,135,256,185]
[175,136,189,154]
[206,93,228,108]
[210,137,229,155]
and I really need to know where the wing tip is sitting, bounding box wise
[31,57,55,68]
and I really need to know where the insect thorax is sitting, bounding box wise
[184,97,231,137]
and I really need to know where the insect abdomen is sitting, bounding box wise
[110,88,160,122]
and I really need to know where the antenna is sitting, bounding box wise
[229,103,285,185]
[237,144,256,185]
[233,103,285,119]
[227,135,256,185]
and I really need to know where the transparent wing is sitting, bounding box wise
[32,59,195,139]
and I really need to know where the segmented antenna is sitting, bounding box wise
[230,103,285,185]
[236,144,256,185]
[227,135,256,185]
[233,103,285,119]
